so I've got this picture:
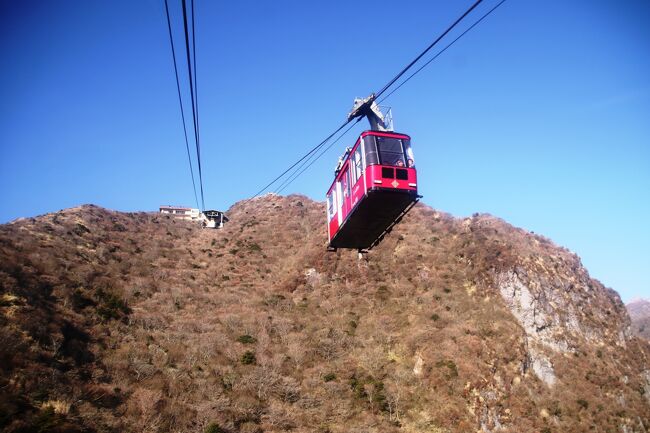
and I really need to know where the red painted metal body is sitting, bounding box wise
[326,130,419,250]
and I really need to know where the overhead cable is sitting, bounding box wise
[379,0,507,104]
[275,0,507,195]
[255,0,501,196]
[252,119,354,198]
[374,0,484,99]
[275,118,362,194]
[190,0,203,204]
[163,0,200,210]
[181,0,205,210]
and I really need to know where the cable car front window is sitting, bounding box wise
[377,136,406,167]
[364,136,379,166]
[403,139,415,167]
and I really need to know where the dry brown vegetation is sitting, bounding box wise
[0,196,648,433]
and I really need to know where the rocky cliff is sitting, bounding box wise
[0,195,648,433]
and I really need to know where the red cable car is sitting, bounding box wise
[326,95,420,251]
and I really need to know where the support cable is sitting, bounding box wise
[379,0,506,104]
[190,0,203,206]
[275,118,362,194]
[181,0,205,210]
[375,0,484,99]
[272,0,506,195]
[252,120,353,198]
[163,0,199,210]
[253,0,497,197]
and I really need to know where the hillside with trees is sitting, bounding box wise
[1,195,648,433]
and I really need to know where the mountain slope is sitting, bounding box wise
[0,196,648,433]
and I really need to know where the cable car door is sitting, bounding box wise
[336,179,343,226]
[339,165,352,222]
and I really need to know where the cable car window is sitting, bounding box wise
[327,192,334,219]
[341,168,350,198]
[377,137,406,167]
[364,136,379,166]
[354,150,362,183]
[347,170,351,196]
[403,139,415,167]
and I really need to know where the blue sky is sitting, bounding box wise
[1,0,648,302]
